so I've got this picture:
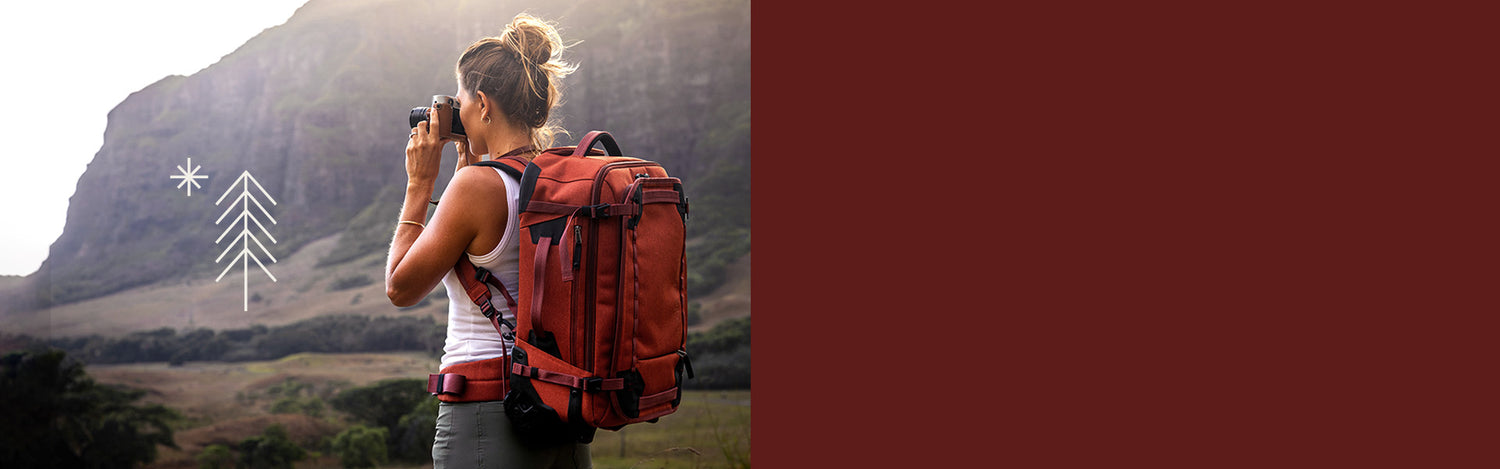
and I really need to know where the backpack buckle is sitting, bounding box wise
[580,203,610,217]
[584,377,604,391]
[494,316,516,341]
[477,298,498,319]
[428,373,466,396]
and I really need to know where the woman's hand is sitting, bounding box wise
[405,105,446,184]
[455,140,481,172]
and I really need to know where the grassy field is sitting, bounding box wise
[89,352,749,469]
[90,352,437,468]
[592,390,751,469]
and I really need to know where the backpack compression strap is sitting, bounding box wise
[454,258,517,340]
[512,362,625,392]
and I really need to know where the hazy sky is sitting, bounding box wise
[0,0,310,276]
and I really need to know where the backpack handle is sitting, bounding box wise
[572,131,622,157]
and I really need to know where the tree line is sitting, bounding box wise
[19,314,446,366]
[1,314,749,389]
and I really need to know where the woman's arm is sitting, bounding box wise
[386,165,508,305]
[385,108,504,306]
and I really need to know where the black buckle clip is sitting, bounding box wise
[584,377,604,391]
[496,317,516,341]
[584,203,610,217]
[477,298,498,319]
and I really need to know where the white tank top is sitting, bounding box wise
[439,166,522,370]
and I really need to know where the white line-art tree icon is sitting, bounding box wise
[214,171,278,311]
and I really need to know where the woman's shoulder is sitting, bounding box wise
[455,163,510,186]
[443,165,510,207]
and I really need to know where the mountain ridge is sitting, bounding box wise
[1,0,750,327]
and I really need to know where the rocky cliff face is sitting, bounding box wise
[11,0,749,310]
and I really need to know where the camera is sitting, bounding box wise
[409,95,466,139]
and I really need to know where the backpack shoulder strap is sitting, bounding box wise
[453,155,530,339]
[474,155,544,212]
[470,155,527,180]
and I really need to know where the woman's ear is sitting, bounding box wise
[475,90,492,123]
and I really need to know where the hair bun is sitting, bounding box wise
[505,16,555,66]
[523,33,552,65]
[457,12,576,149]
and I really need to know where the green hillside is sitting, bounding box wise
[0,0,750,324]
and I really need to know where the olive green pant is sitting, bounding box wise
[433,401,592,469]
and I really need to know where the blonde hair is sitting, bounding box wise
[456,13,578,151]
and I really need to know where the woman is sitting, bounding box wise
[384,13,588,469]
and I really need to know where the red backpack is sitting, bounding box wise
[427,131,693,444]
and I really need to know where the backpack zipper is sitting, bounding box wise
[587,161,659,373]
[572,225,582,271]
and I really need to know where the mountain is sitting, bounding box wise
[0,0,750,329]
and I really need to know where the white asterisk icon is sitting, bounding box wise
[170,157,208,196]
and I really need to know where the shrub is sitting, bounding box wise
[331,425,389,468]
[332,379,438,463]
[269,396,324,418]
[238,423,306,469]
[196,444,233,469]
[330,379,428,430]
[390,398,439,462]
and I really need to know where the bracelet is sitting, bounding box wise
[398,220,426,229]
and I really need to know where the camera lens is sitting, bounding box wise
[408,106,466,137]
[409,107,429,129]
[405,105,429,128]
